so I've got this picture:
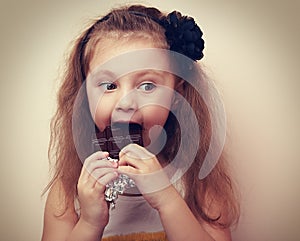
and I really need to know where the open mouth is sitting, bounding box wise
[93,122,144,159]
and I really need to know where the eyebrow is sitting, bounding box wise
[88,69,117,83]
[91,69,116,77]
[92,69,164,78]
[90,69,165,79]
[134,70,165,76]
[122,70,167,80]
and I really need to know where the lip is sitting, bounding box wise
[111,121,143,128]
[111,115,143,125]
[111,110,143,125]
[111,119,141,124]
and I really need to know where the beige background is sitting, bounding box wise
[0,0,299,240]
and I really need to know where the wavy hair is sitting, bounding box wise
[45,5,239,228]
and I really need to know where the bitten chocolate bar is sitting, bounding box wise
[92,123,144,159]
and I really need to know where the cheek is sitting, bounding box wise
[93,98,115,131]
[86,81,116,131]
[142,106,170,126]
[141,106,170,145]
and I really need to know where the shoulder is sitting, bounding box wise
[200,195,233,241]
[202,222,232,241]
[44,180,75,216]
[41,180,78,241]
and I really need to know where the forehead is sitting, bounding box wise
[89,37,170,73]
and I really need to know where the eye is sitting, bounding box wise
[99,82,117,91]
[138,82,156,92]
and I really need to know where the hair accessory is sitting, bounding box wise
[129,10,205,61]
[160,11,205,61]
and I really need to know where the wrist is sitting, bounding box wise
[154,185,182,213]
[78,217,105,234]
[66,218,104,241]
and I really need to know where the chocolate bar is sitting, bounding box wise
[92,123,144,208]
[92,123,144,158]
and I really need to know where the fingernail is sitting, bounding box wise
[111,161,118,168]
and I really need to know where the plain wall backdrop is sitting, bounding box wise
[0,0,299,240]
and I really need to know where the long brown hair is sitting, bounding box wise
[45,4,239,228]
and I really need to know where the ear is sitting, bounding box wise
[171,79,185,110]
[174,79,185,95]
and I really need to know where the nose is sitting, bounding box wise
[115,90,138,112]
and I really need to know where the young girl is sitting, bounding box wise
[42,5,239,241]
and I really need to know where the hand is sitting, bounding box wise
[77,151,118,228]
[118,144,176,210]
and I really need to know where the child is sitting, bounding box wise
[42,4,239,241]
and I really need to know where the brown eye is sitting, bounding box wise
[99,82,117,91]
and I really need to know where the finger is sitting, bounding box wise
[85,152,117,170]
[81,160,115,184]
[84,151,110,171]
[81,156,116,182]
[84,166,118,189]
[96,171,119,187]
[85,151,110,163]
[120,144,154,160]
[118,153,148,170]
[118,166,171,195]
[118,165,139,175]
[92,172,118,193]
[119,144,154,167]
[90,167,117,183]
[86,158,117,173]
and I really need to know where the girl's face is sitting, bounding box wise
[86,37,176,146]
